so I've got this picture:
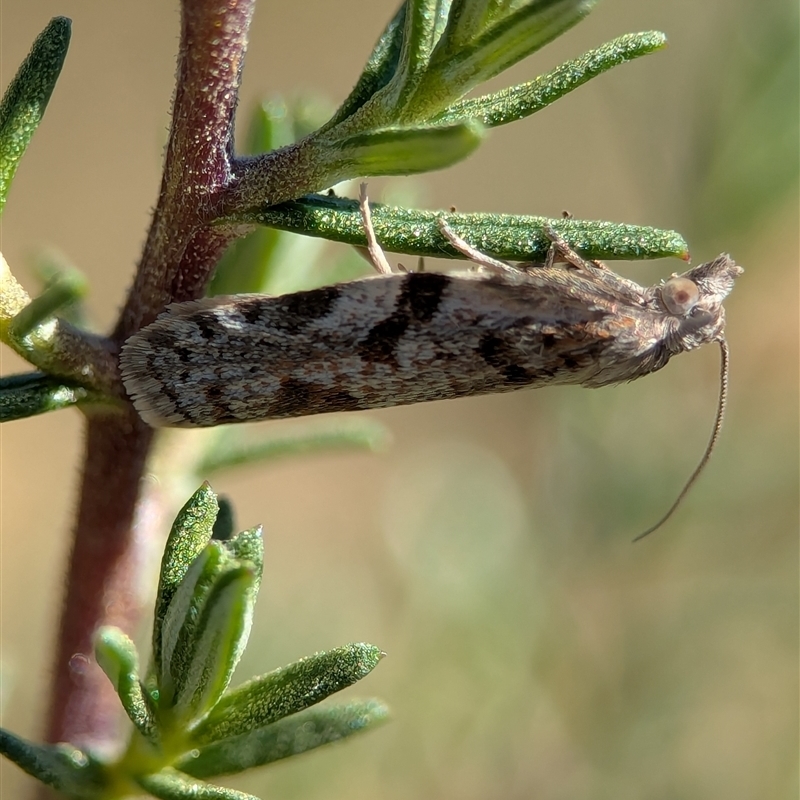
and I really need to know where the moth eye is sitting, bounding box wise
[661,276,700,315]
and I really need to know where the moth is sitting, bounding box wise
[120,185,742,537]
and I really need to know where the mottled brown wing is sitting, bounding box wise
[120,270,649,427]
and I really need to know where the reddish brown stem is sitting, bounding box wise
[113,0,254,342]
[43,0,256,751]
[44,411,155,749]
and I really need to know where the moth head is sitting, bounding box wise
[668,254,742,316]
[658,254,743,347]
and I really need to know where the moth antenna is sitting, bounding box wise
[633,337,730,542]
[358,182,393,275]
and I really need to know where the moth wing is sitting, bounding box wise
[442,269,626,328]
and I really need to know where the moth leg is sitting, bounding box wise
[437,219,519,277]
[358,183,394,276]
[542,224,651,303]
[543,224,608,272]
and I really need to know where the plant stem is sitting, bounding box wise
[41,0,257,755]
[43,411,156,749]
[113,0,254,341]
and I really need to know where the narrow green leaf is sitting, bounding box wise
[173,567,256,724]
[220,526,264,599]
[137,768,259,800]
[0,254,114,394]
[0,728,105,796]
[94,626,139,688]
[0,371,91,423]
[329,120,485,177]
[429,0,453,50]
[441,0,496,51]
[94,626,158,744]
[323,3,406,130]
[191,643,384,744]
[232,193,690,263]
[153,484,219,681]
[9,268,87,339]
[177,700,390,778]
[406,0,595,118]
[31,248,88,327]
[434,0,595,84]
[197,419,392,475]
[0,17,71,214]
[484,0,597,79]
[160,542,230,709]
[376,0,442,114]
[434,31,668,128]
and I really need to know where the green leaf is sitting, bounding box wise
[197,419,392,475]
[159,542,230,710]
[434,31,668,128]
[440,0,498,51]
[172,567,256,723]
[220,526,264,599]
[94,626,158,744]
[232,192,689,263]
[327,120,485,177]
[323,3,407,130]
[177,700,389,778]
[162,553,255,725]
[191,643,384,744]
[0,17,71,214]
[375,0,445,114]
[0,256,112,394]
[8,267,87,340]
[441,0,595,82]
[0,372,92,423]
[0,728,105,796]
[153,484,219,681]
[407,0,596,119]
[137,768,259,800]
[30,248,89,327]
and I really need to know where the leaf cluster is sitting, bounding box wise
[0,484,387,799]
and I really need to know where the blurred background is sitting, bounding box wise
[1,2,797,798]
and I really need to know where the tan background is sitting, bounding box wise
[1,2,798,799]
